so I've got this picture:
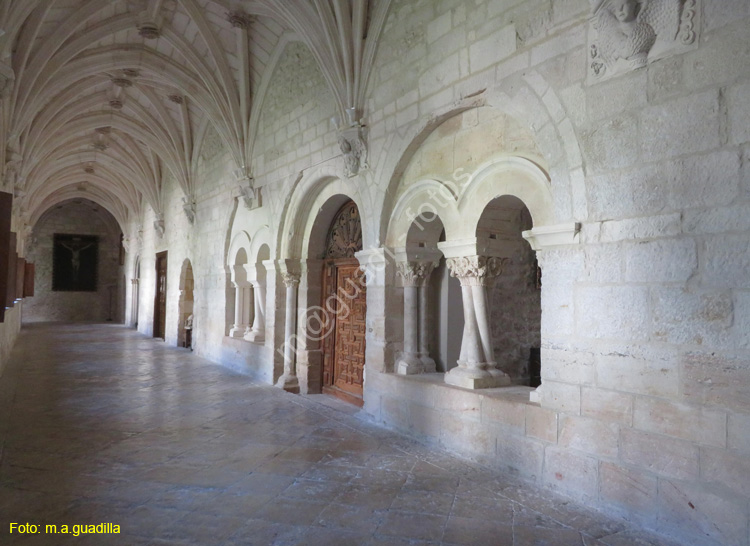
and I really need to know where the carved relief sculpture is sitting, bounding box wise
[153,214,165,238]
[182,197,196,224]
[338,126,367,178]
[325,201,363,259]
[588,0,698,81]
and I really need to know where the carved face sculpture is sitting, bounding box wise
[612,0,639,23]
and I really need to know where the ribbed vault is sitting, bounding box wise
[0,0,390,236]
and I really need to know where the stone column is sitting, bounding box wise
[243,285,253,336]
[444,256,511,389]
[245,280,265,342]
[229,283,247,338]
[418,266,437,373]
[130,278,139,326]
[396,261,437,375]
[276,272,300,393]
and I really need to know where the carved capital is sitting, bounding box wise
[282,272,300,288]
[445,256,509,286]
[396,261,437,287]
[338,126,367,178]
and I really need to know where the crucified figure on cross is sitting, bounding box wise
[60,240,93,280]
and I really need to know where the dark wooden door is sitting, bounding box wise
[154,251,167,339]
[320,201,365,406]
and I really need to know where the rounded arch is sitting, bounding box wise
[228,230,252,267]
[377,71,585,244]
[178,258,194,291]
[456,156,555,240]
[248,225,274,265]
[277,166,373,261]
[386,179,461,247]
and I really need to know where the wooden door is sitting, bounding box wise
[320,201,366,405]
[153,251,167,339]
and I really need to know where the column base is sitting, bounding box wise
[244,329,265,343]
[229,327,245,338]
[396,353,424,375]
[276,374,300,394]
[444,364,511,389]
[419,354,437,373]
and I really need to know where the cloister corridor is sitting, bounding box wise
[0,323,678,546]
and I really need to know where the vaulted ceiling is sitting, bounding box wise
[0,0,390,232]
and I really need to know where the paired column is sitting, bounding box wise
[276,271,300,393]
[229,283,251,338]
[244,280,265,342]
[444,255,511,389]
[396,261,437,375]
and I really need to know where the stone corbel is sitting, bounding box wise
[234,167,262,210]
[122,236,131,254]
[239,185,262,210]
[182,196,196,224]
[522,223,581,251]
[338,125,367,178]
[153,214,165,238]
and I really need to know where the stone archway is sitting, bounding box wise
[131,257,140,328]
[177,259,194,348]
[318,200,366,405]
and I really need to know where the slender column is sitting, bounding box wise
[444,256,511,389]
[418,267,437,373]
[131,278,139,327]
[396,261,436,375]
[276,272,300,393]
[242,285,254,337]
[245,280,265,342]
[229,282,246,338]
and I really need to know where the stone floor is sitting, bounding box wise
[0,323,681,546]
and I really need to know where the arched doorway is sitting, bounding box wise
[177,259,194,348]
[131,257,140,328]
[319,200,366,405]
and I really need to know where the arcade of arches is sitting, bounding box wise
[1,2,749,545]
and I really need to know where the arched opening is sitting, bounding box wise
[309,199,366,406]
[476,195,541,386]
[245,244,270,343]
[177,259,194,349]
[395,212,464,375]
[131,257,140,328]
[229,248,250,338]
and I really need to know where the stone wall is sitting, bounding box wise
[119,2,750,544]
[0,305,22,379]
[24,200,123,323]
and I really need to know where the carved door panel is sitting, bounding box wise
[154,251,167,339]
[332,264,366,395]
[320,201,366,405]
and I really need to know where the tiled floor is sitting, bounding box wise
[0,323,680,545]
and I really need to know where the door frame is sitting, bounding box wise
[153,251,168,339]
